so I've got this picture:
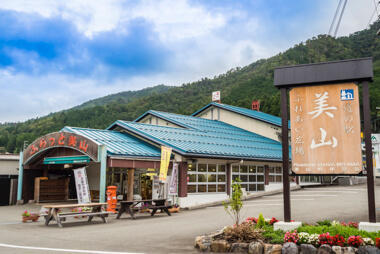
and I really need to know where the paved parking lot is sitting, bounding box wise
[0,184,379,254]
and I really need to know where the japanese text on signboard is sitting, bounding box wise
[289,83,362,174]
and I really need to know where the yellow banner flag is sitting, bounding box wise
[159,146,172,181]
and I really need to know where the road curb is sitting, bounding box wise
[184,185,302,210]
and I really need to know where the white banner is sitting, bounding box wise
[74,167,91,204]
[169,163,178,195]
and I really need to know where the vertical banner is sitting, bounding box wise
[169,163,178,195]
[159,146,172,182]
[74,167,91,204]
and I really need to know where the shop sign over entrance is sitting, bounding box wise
[289,83,362,174]
[23,132,99,164]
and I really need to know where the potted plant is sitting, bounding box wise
[168,204,180,213]
[140,203,151,213]
[22,210,39,222]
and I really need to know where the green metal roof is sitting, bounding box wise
[192,102,289,128]
[108,111,283,161]
[61,126,161,158]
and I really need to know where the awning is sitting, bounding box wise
[43,156,91,165]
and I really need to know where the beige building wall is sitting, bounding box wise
[139,115,183,128]
[197,106,281,141]
[0,155,19,175]
[86,162,100,191]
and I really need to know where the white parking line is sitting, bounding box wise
[302,190,357,193]
[242,204,282,207]
[305,188,365,191]
[0,243,142,254]
[245,199,314,203]
[290,195,337,197]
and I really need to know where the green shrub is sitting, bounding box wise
[257,213,266,228]
[261,225,285,244]
[223,178,243,225]
[316,220,332,227]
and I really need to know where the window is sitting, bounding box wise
[231,165,265,192]
[300,175,322,183]
[187,163,227,193]
[269,166,282,183]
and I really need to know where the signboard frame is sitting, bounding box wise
[273,57,375,222]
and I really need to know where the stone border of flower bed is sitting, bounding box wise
[195,232,378,254]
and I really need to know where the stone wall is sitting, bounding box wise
[195,234,378,254]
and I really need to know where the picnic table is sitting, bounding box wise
[116,199,172,219]
[42,203,109,228]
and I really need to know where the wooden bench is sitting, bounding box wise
[56,211,109,223]
[116,199,172,219]
[42,203,108,228]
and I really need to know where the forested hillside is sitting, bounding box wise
[1,21,380,153]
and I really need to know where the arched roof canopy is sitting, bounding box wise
[23,132,99,167]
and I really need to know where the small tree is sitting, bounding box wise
[223,178,243,226]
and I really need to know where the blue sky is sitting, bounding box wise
[0,0,375,122]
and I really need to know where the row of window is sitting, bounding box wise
[232,165,265,192]
[187,163,281,193]
[188,163,226,193]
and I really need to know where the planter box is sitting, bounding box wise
[22,214,40,223]
[168,207,180,213]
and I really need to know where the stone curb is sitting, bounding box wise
[184,185,302,210]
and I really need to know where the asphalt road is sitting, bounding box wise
[0,184,379,254]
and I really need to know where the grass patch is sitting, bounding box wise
[261,225,285,244]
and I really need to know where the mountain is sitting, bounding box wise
[1,21,380,153]
[72,84,172,110]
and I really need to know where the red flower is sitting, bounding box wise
[269,217,279,225]
[348,222,358,228]
[347,236,363,248]
[245,217,258,223]
[332,234,346,247]
[319,233,334,246]
[284,230,299,243]
[376,238,380,248]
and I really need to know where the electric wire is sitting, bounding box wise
[334,0,348,37]
[368,0,380,28]
[329,0,343,35]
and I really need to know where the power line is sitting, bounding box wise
[333,0,348,37]
[374,0,379,16]
[329,0,343,35]
[368,0,380,28]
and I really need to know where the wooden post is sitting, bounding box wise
[226,163,231,196]
[281,87,291,222]
[178,162,188,197]
[362,81,376,223]
[43,168,48,177]
[127,169,135,201]
[264,165,270,185]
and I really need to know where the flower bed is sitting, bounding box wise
[195,215,380,253]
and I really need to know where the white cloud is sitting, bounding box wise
[0,0,226,39]
[0,0,377,123]
[129,0,226,42]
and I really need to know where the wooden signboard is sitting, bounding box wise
[24,132,99,165]
[289,83,362,174]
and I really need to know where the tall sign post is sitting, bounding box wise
[274,58,375,225]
